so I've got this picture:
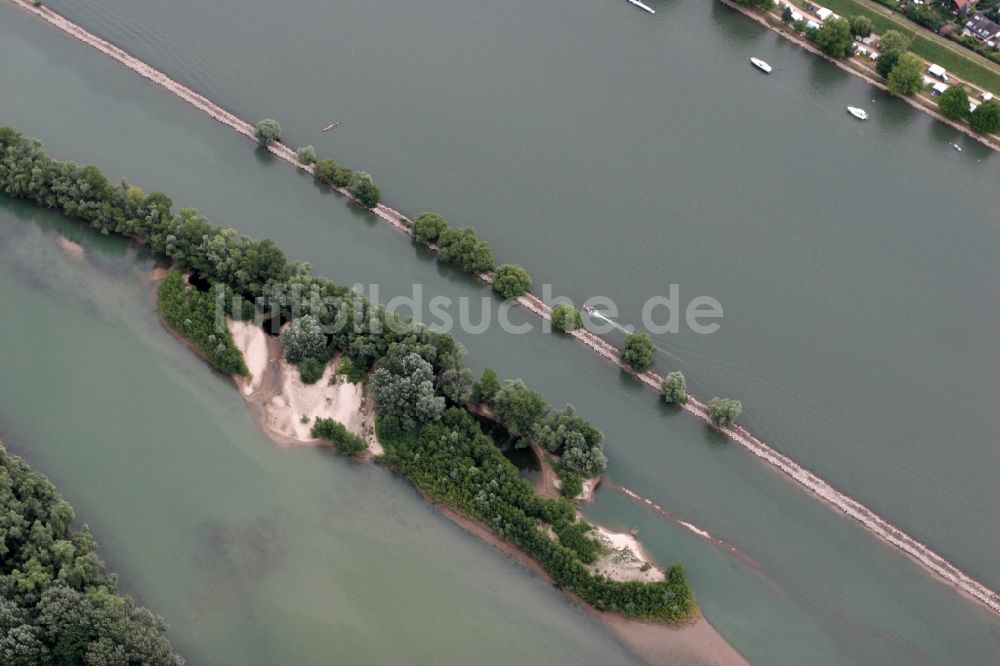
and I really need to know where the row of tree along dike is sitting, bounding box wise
[0,442,182,664]
[0,127,698,623]
[737,0,1000,134]
[255,120,745,429]
[254,119,540,296]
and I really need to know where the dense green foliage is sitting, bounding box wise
[412,212,447,245]
[157,271,249,377]
[532,405,607,477]
[660,371,687,404]
[492,264,533,299]
[338,357,366,384]
[622,332,655,372]
[0,127,695,622]
[253,118,281,146]
[377,410,696,621]
[347,171,380,208]
[938,86,971,121]
[970,99,1000,133]
[555,521,599,564]
[472,368,500,404]
[850,15,873,38]
[282,314,327,364]
[313,159,338,183]
[371,353,446,431]
[491,379,548,436]
[876,30,911,78]
[817,17,856,58]
[550,303,583,332]
[436,227,496,274]
[707,398,743,428]
[311,418,368,456]
[296,145,317,165]
[0,444,182,664]
[887,53,925,96]
[297,357,326,384]
[557,467,583,499]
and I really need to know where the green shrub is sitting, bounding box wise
[312,418,368,455]
[492,264,532,299]
[551,303,583,332]
[157,271,249,377]
[556,521,599,564]
[298,357,326,384]
[558,468,583,499]
[413,212,448,244]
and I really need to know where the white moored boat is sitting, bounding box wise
[847,106,868,121]
[749,57,772,74]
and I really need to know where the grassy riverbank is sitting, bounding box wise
[791,0,1000,91]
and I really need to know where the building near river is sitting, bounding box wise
[965,12,1000,45]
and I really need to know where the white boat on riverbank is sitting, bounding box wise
[847,106,868,121]
[749,57,772,74]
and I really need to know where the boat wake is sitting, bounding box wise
[13,0,1000,618]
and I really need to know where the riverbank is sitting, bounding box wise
[12,0,1000,617]
[219,310,741,664]
[434,502,748,666]
[718,0,1000,153]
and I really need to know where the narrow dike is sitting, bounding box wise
[12,0,1000,617]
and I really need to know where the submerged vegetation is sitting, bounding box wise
[0,127,693,621]
[0,443,182,664]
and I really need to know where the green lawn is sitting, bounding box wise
[802,0,1000,92]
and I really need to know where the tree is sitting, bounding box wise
[314,159,337,182]
[817,17,855,58]
[348,171,380,208]
[492,264,532,299]
[412,212,448,244]
[938,86,970,121]
[532,405,603,455]
[254,118,281,146]
[875,30,911,78]
[879,30,912,54]
[781,5,793,23]
[332,167,353,187]
[436,227,496,274]
[370,353,445,430]
[297,145,317,165]
[558,468,583,499]
[281,314,327,363]
[297,357,325,384]
[887,53,924,96]
[491,379,548,435]
[551,303,583,333]
[660,371,687,404]
[707,398,742,428]
[970,99,1000,133]
[849,15,873,38]
[0,445,182,664]
[561,444,608,478]
[622,332,655,372]
[472,368,500,404]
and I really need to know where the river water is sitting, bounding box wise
[1,0,999,664]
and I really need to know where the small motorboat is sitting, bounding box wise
[847,106,868,121]
[322,121,341,132]
[952,143,962,152]
[749,57,772,74]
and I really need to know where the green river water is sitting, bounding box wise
[1,0,999,663]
